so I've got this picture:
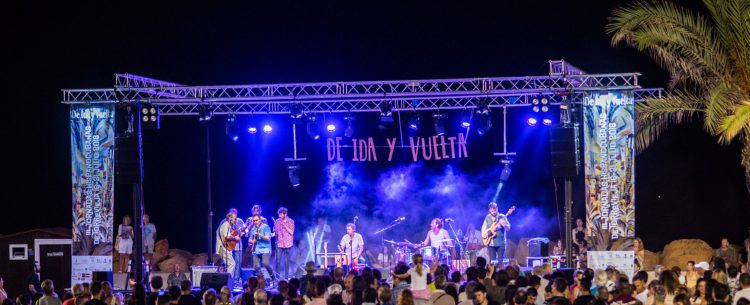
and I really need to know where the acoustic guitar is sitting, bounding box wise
[482,206,516,246]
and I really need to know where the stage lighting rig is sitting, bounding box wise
[433,113,446,135]
[344,113,355,138]
[379,101,394,123]
[476,99,492,135]
[140,103,160,130]
[408,113,421,131]
[289,103,303,119]
[198,106,212,124]
[225,115,239,141]
[306,115,321,140]
[287,164,301,187]
[500,158,513,182]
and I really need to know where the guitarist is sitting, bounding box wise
[248,215,276,287]
[481,202,512,267]
[217,212,239,277]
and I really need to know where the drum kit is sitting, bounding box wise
[383,238,455,267]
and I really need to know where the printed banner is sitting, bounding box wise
[587,251,636,278]
[70,105,115,283]
[583,91,635,246]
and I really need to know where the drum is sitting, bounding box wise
[438,249,452,266]
[419,246,436,262]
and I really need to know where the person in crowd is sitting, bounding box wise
[474,284,501,305]
[607,281,636,305]
[156,296,170,305]
[117,216,134,273]
[36,280,61,305]
[572,281,593,305]
[253,290,267,305]
[691,279,712,305]
[177,280,200,305]
[167,286,180,305]
[716,239,739,268]
[570,271,583,302]
[219,286,233,305]
[735,274,750,305]
[85,282,108,305]
[552,240,564,256]
[27,263,42,300]
[727,266,739,295]
[431,275,455,305]
[168,264,188,287]
[633,238,645,269]
[147,276,164,305]
[62,284,83,305]
[673,294,690,305]
[0,277,7,304]
[101,282,114,305]
[632,274,648,304]
[299,262,316,297]
[361,288,377,305]
[653,285,667,305]
[527,288,539,305]
[549,278,568,301]
[713,284,731,304]
[378,285,393,305]
[397,290,415,305]
[458,282,476,305]
[128,284,146,305]
[202,289,218,305]
[686,262,700,294]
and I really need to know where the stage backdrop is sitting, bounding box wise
[583,91,635,249]
[70,105,115,284]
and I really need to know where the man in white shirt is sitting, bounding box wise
[633,274,648,304]
[733,274,750,305]
[339,223,364,265]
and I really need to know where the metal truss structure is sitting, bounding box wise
[62,60,663,116]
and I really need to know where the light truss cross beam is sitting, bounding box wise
[62,60,664,116]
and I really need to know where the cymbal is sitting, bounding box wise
[433,238,454,243]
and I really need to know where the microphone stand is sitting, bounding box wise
[373,219,403,271]
[445,221,463,272]
[223,221,230,274]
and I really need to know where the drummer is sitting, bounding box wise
[420,218,454,252]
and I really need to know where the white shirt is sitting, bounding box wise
[734,287,750,305]
[409,267,429,290]
[339,233,364,259]
[635,289,648,304]
[429,229,451,248]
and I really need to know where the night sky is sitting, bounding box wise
[7,1,750,255]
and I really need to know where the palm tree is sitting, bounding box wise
[607,0,750,191]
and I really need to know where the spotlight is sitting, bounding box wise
[141,104,160,130]
[475,99,492,135]
[461,120,471,129]
[225,115,239,141]
[500,159,513,182]
[344,114,355,138]
[460,111,471,128]
[542,118,553,126]
[306,116,321,140]
[326,123,336,133]
[287,164,301,187]
[541,98,549,105]
[532,106,540,113]
[433,113,446,136]
[289,103,303,119]
[248,126,258,134]
[542,105,549,112]
[379,101,394,123]
[527,117,538,126]
[408,114,420,131]
[198,106,212,123]
[263,124,273,133]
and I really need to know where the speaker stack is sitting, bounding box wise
[549,125,580,177]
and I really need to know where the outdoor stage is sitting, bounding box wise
[62,60,661,285]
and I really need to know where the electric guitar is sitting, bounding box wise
[482,206,516,246]
[248,219,276,253]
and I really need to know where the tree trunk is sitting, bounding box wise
[743,136,750,194]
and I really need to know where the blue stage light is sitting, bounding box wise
[527,117,538,126]
[248,126,258,134]
[225,115,239,141]
[327,123,336,133]
[409,115,420,131]
[542,118,553,126]
[263,124,273,133]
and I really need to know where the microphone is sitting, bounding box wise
[393,217,405,222]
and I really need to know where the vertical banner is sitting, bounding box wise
[70,105,115,284]
[583,91,635,248]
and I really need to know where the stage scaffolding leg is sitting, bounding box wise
[132,104,145,284]
[205,123,214,266]
[564,178,573,268]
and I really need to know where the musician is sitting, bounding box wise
[249,215,276,284]
[217,213,239,276]
[421,218,454,249]
[481,202,511,266]
[338,223,364,264]
[249,204,268,224]
[274,207,295,280]
[464,223,483,265]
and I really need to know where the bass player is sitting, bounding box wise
[481,202,515,267]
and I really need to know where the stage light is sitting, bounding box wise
[543,118,553,126]
[326,123,336,133]
[198,106,212,123]
[541,98,549,105]
[527,117,538,126]
[306,116,321,140]
[532,106,540,113]
[408,114,420,131]
[500,159,513,182]
[263,124,273,133]
[532,98,540,105]
[287,164,301,187]
[289,103,303,119]
[433,113,446,136]
[379,101,394,123]
[225,115,239,141]
[140,104,160,130]
[542,105,549,112]
[475,99,492,135]
[248,126,258,134]
[461,120,471,128]
[344,114,355,138]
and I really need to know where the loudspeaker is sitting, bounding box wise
[550,126,580,177]
[240,268,256,281]
[92,271,113,283]
[115,134,141,184]
[528,240,549,257]
[200,273,232,292]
